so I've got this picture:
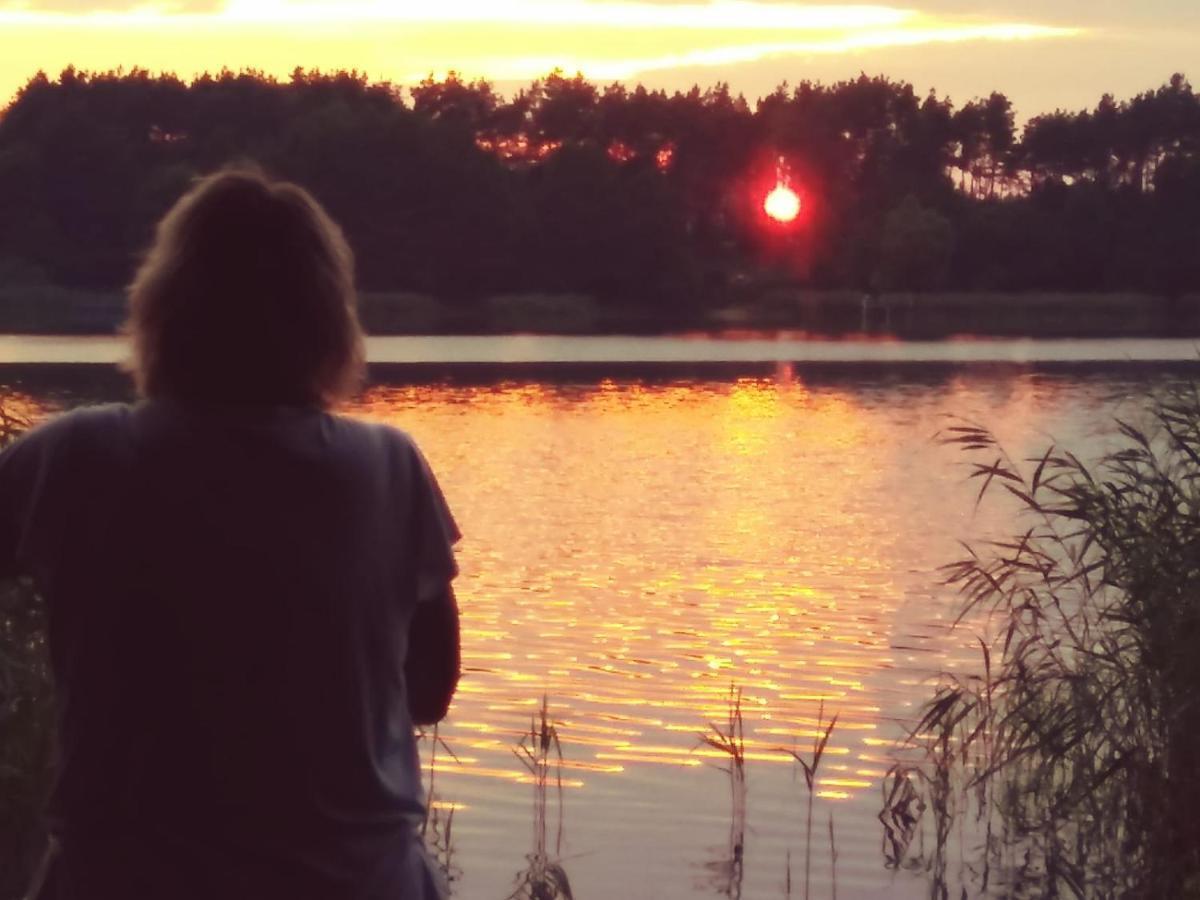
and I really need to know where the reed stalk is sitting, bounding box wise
[828,810,838,900]
[507,695,573,900]
[418,723,461,892]
[782,700,838,900]
[0,404,53,900]
[698,682,747,899]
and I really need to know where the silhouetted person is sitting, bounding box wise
[0,168,461,899]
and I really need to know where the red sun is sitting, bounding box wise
[763,184,801,223]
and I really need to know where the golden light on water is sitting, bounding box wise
[332,372,1088,835]
[351,378,950,795]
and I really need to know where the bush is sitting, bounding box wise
[0,258,49,287]
[744,288,865,329]
[0,286,124,334]
[357,291,444,334]
[874,196,955,292]
[484,293,597,334]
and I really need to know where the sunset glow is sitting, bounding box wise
[0,0,1090,111]
[215,0,915,30]
[764,184,802,223]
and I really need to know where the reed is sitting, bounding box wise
[0,403,54,900]
[827,811,837,900]
[699,682,747,833]
[506,695,574,900]
[0,402,30,442]
[698,682,746,899]
[781,700,838,900]
[418,723,461,893]
[883,383,1200,897]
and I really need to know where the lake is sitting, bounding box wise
[3,335,1198,900]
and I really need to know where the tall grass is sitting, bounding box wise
[700,683,842,900]
[0,404,53,900]
[699,683,747,899]
[883,383,1200,898]
[418,724,461,894]
[506,695,574,900]
[781,700,838,900]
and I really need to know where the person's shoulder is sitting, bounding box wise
[327,413,418,450]
[0,403,136,487]
[322,413,423,469]
[62,402,136,429]
[11,402,134,450]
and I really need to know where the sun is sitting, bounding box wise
[764,184,801,223]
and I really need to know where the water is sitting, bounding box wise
[3,336,1196,899]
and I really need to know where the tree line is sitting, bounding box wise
[0,67,1197,314]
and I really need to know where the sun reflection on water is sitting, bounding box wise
[352,378,975,802]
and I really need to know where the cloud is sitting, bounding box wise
[0,0,220,10]
[584,30,1196,117]
[460,22,1077,83]
[0,0,1105,112]
[1,0,1193,30]
[217,1,911,29]
[0,1,1084,57]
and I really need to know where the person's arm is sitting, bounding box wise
[401,433,463,726]
[405,581,461,726]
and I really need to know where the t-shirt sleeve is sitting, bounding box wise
[406,438,461,601]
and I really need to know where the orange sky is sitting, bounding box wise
[0,1,1197,116]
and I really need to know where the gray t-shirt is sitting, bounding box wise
[0,400,459,895]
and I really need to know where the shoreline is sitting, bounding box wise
[2,288,1200,341]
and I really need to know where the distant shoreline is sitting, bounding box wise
[2,287,1200,341]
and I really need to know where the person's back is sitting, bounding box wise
[1,168,461,899]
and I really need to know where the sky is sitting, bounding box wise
[0,0,1197,119]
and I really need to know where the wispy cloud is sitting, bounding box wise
[217,0,912,29]
[0,0,218,10]
[444,20,1079,82]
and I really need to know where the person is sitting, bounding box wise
[0,167,462,899]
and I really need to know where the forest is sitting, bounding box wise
[0,67,1198,331]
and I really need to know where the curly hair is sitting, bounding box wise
[125,166,365,407]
